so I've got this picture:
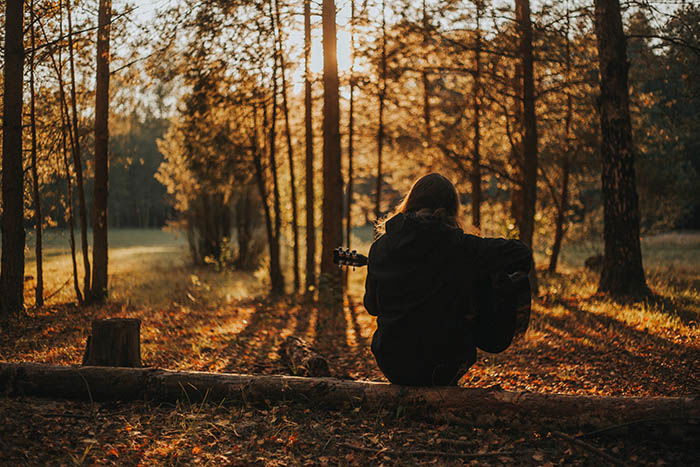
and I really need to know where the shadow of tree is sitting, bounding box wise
[643,294,699,326]
[219,299,294,374]
[468,296,699,395]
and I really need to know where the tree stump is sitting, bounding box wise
[278,336,331,377]
[82,318,142,367]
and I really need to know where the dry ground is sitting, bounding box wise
[1,228,698,464]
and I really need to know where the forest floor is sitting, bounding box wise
[1,229,698,465]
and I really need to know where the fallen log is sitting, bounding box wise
[0,362,697,423]
[278,336,331,377]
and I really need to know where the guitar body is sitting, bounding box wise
[474,271,532,353]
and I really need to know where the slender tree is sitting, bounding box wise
[29,0,44,307]
[320,0,344,309]
[470,0,483,228]
[91,0,112,302]
[37,0,83,303]
[422,0,432,141]
[1,0,26,318]
[67,0,91,296]
[374,0,387,220]
[274,0,301,294]
[345,0,356,277]
[593,0,649,297]
[515,0,538,249]
[251,103,281,296]
[303,0,316,299]
[267,28,285,295]
[548,6,574,273]
[62,102,83,304]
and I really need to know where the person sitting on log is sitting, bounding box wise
[363,173,532,386]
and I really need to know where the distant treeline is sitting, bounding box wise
[37,112,174,230]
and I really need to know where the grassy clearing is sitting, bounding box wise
[5,228,698,398]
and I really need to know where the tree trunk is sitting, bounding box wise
[471,1,483,228]
[274,0,301,294]
[82,319,142,367]
[267,31,285,296]
[278,336,331,377]
[549,159,570,272]
[303,0,317,300]
[548,10,573,274]
[1,0,26,318]
[593,0,649,298]
[319,0,344,312]
[515,0,538,250]
[422,0,432,141]
[345,0,356,291]
[252,104,282,296]
[29,0,44,308]
[374,0,387,220]
[63,122,84,305]
[1,363,697,423]
[67,0,91,297]
[235,186,256,270]
[90,0,112,303]
[44,2,83,303]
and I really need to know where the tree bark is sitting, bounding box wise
[593,0,649,298]
[82,319,142,367]
[29,0,44,308]
[1,363,697,423]
[278,336,331,377]
[274,0,301,294]
[1,0,26,318]
[303,0,317,300]
[320,0,344,312]
[90,0,112,303]
[67,0,92,297]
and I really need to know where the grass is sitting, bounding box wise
[5,227,698,398]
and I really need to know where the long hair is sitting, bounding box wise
[377,173,462,235]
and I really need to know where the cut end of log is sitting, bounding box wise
[279,336,331,377]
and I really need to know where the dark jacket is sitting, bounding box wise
[363,213,532,386]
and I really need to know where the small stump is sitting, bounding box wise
[83,318,142,367]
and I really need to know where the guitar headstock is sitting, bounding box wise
[333,247,368,268]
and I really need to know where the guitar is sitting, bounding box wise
[332,246,531,344]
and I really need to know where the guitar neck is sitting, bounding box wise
[333,247,368,267]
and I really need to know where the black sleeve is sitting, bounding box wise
[471,236,533,278]
[363,243,379,316]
